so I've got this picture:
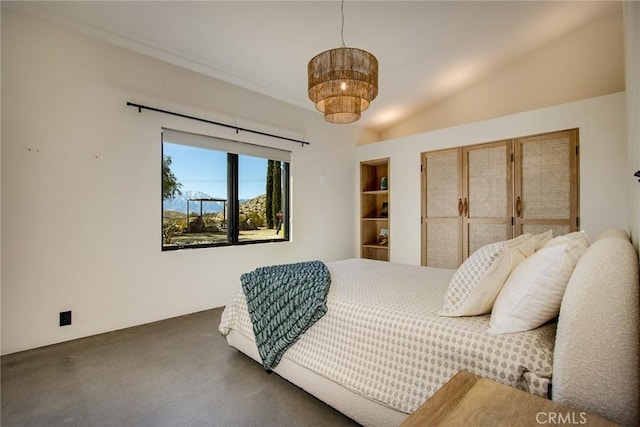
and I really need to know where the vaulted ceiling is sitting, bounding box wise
[4,1,620,132]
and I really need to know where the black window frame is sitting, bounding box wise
[161,129,291,251]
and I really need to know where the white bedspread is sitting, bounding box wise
[219,258,555,414]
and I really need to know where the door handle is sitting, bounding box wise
[463,198,468,217]
[458,198,463,216]
[516,196,522,218]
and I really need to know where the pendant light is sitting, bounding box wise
[307,0,378,124]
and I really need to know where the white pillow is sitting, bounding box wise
[544,230,590,249]
[533,230,553,250]
[488,239,588,334]
[440,234,535,317]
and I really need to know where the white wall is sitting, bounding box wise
[625,1,640,249]
[0,5,3,351]
[357,93,628,266]
[0,11,364,354]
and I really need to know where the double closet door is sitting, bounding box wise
[421,129,579,269]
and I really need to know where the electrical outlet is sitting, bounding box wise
[59,311,72,327]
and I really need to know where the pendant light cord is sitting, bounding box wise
[340,0,346,47]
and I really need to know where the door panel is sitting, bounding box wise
[467,145,508,218]
[467,223,510,256]
[514,130,578,235]
[422,148,462,267]
[462,141,512,259]
[426,222,461,269]
[426,151,460,218]
[522,223,571,237]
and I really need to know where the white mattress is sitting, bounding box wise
[219,258,556,419]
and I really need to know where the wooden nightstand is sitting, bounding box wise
[400,371,619,427]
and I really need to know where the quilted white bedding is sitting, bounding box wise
[219,258,555,414]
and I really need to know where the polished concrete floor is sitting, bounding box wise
[1,308,360,427]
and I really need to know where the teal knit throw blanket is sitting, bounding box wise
[241,260,331,371]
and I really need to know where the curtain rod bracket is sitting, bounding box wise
[126,101,310,146]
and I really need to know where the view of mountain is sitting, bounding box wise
[162,190,225,214]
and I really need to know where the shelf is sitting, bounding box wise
[361,158,390,262]
[362,244,389,249]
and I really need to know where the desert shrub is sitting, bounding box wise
[247,212,265,227]
[162,219,183,243]
[239,212,266,230]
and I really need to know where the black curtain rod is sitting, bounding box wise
[126,102,310,147]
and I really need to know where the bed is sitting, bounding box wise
[218,229,639,426]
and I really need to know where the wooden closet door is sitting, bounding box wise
[462,141,513,258]
[514,129,579,236]
[422,148,463,268]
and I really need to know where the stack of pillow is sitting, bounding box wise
[440,230,590,334]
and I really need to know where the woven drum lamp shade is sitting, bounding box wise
[308,47,378,124]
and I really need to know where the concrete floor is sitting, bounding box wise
[1,308,360,427]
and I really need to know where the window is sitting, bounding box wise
[161,129,290,250]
